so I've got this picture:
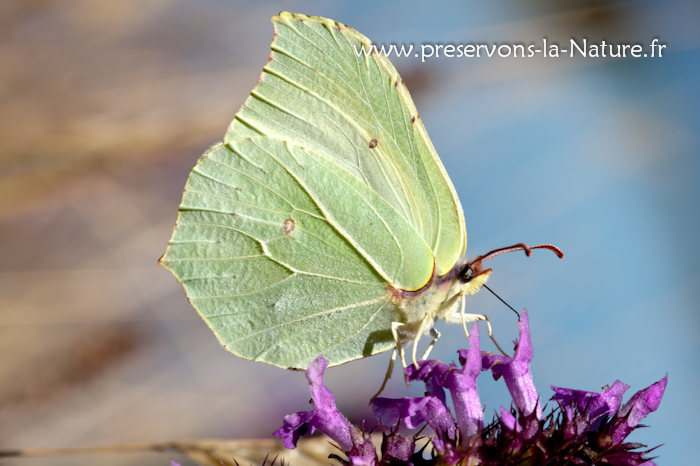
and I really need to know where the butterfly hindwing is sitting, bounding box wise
[162,138,434,368]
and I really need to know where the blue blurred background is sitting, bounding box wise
[1,0,697,464]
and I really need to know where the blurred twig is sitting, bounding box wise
[0,435,358,466]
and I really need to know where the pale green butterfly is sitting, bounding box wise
[159,12,562,379]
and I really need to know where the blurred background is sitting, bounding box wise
[1,0,697,464]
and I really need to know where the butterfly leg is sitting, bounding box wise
[391,321,409,371]
[454,301,510,357]
[391,321,411,387]
[371,346,398,399]
[420,327,440,361]
[458,293,469,337]
[411,313,432,369]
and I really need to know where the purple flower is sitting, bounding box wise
[275,312,667,466]
[371,393,454,433]
[549,375,667,465]
[552,375,667,449]
[372,389,457,462]
[482,310,542,421]
[445,322,484,445]
[273,355,376,465]
[370,323,484,463]
[552,380,630,431]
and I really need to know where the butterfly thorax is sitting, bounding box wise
[392,257,492,339]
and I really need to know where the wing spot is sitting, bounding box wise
[411,116,416,124]
[283,218,296,238]
[369,138,378,149]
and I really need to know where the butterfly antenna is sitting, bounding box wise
[483,284,520,318]
[479,243,564,262]
[472,243,563,319]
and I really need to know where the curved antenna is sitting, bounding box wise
[461,242,562,324]
[478,243,564,263]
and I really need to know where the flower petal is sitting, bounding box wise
[304,355,355,450]
[612,375,668,444]
[482,310,542,419]
[551,380,630,431]
[500,406,518,432]
[274,355,377,465]
[274,410,315,449]
[449,323,484,443]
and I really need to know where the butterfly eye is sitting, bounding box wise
[461,265,475,282]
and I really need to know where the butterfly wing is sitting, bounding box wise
[226,12,466,282]
[161,12,466,368]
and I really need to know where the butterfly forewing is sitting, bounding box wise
[226,12,465,282]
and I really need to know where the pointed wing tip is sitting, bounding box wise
[158,250,173,271]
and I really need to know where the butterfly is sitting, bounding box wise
[159,12,562,379]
